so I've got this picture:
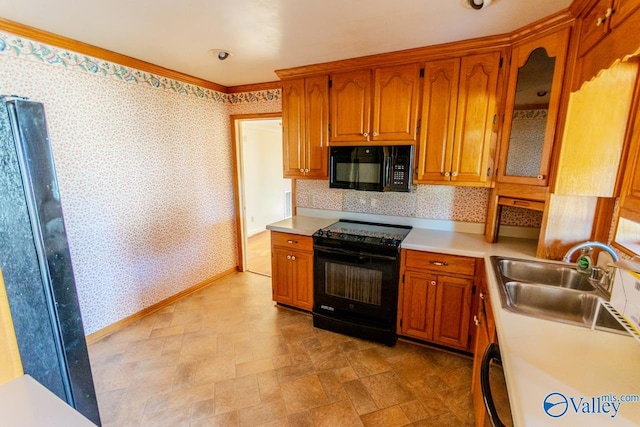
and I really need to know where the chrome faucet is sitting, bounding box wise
[562,241,620,263]
[562,241,619,294]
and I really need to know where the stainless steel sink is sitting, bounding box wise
[491,256,625,333]
[496,258,596,291]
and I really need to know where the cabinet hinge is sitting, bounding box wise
[493,114,497,125]
[472,285,477,295]
[420,68,425,78]
[499,57,503,68]
[399,318,403,327]
[487,167,491,177]
[328,79,332,89]
[402,274,405,284]
[328,123,332,133]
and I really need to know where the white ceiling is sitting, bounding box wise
[0,0,572,88]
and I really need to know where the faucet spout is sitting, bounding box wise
[562,241,620,264]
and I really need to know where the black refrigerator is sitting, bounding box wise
[0,96,101,425]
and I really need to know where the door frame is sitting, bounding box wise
[230,112,282,272]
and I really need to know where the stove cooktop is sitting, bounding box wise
[313,220,412,248]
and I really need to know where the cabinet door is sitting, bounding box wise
[400,270,437,340]
[610,0,640,29]
[304,75,330,178]
[416,59,460,182]
[451,52,501,184]
[271,247,295,305]
[432,275,473,350]
[578,0,614,56]
[282,79,306,178]
[330,69,372,143]
[372,63,421,142]
[291,250,314,310]
[497,28,570,187]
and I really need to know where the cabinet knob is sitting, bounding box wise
[299,168,304,173]
[430,280,437,286]
[291,255,296,261]
[536,174,545,180]
[474,315,480,326]
[363,132,369,138]
[605,7,613,18]
[480,292,485,300]
[305,168,310,173]
[286,240,298,244]
[451,171,458,177]
[596,16,605,26]
[372,132,378,137]
[429,260,448,267]
[444,172,450,177]
[286,255,291,260]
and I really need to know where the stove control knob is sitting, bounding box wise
[326,230,332,237]
[381,237,388,245]
[317,229,324,236]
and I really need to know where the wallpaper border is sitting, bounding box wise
[0,30,281,105]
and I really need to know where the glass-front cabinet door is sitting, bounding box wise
[496,28,570,186]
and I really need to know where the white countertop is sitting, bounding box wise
[0,375,96,426]
[265,215,338,236]
[269,216,640,426]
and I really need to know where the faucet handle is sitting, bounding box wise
[590,266,604,281]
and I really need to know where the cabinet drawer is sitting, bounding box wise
[271,231,313,252]
[404,250,476,276]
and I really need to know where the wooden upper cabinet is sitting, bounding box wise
[305,76,330,177]
[372,63,422,142]
[453,52,501,184]
[579,0,640,57]
[282,76,329,179]
[330,63,421,144]
[415,59,459,182]
[330,69,372,143]
[282,79,305,178]
[496,28,570,187]
[416,51,501,185]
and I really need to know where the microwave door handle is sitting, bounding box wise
[384,157,391,188]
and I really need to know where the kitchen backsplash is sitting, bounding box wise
[296,180,543,227]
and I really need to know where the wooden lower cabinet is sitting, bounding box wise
[270,232,314,311]
[398,250,477,351]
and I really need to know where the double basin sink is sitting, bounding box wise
[491,256,625,332]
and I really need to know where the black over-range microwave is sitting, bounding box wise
[329,145,414,192]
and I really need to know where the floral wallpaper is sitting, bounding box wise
[0,30,279,334]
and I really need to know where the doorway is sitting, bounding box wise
[232,114,290,277]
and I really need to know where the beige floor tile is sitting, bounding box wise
[257,370,283,403]
[360,405,411,427]
[342,379,378,415]
[237,399,287,426]
[309,399,364,427]
[346,348,391,378]
[236,357,275,377]
[92,360,137,393]
[280,374,329,414]
[360,371,414,409]
[214,374,262,415]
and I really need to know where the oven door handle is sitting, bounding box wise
[481,342,507,427]
[314,246,398,262]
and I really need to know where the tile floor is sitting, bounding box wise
[88,272,475,426]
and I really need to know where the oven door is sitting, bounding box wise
[313,245,399,323]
